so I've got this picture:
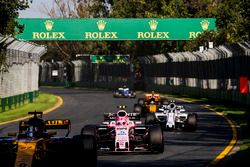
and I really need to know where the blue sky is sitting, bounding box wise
[18,0,53,18]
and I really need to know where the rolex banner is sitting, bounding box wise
[16,18,216,41]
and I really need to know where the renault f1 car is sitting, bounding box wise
[145,102,198,131]
[82,106,164,154]
[113,86,136,98]
[134,91,168,115]
[0,111,97,167]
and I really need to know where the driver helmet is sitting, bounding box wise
[115,115,128,125]
[27,116,45,138]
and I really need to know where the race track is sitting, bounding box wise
[0,87,233,167]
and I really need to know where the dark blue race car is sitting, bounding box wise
[113,86,136,98]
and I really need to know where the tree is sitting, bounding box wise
[40,0,112,62]
[0,0,32,73]
[41,0,249,61]
[183,0,249,51]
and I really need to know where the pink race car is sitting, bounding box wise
[82,106,164,154]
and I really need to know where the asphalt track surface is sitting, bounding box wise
[0,87,233,167]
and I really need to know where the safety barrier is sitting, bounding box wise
[39,42,250,105]
[39,60,132,88]
[0,34,46,111]
[0,91,39,112]
[138,42,250,105]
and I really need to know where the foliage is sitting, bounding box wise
[0,0,32,72]
[184,0,250,51]
[0,0,32,35]
[39,0,249,61]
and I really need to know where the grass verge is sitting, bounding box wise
[162,93,250,166]
[0,92,58,123]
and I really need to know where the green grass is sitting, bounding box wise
[0,92,58,123]
[162,93,250,166]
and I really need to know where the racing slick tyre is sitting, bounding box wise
[145,113,156,124]
[72,134,97,167]
[185,113,197,131]
[113,92,120,98]
[82,135,97,167]
[134,104,142,114]
[130,92,136,98]
[138,98,144,105]
[81,125,97,138]
[149,126,164,153]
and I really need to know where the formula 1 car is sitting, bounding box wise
[134,91,168,115]
[82,106,164,154]
[113,86,136,98]
[145,101,198,131]
[0,111,97,167]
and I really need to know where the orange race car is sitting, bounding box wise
[134,91,168,116]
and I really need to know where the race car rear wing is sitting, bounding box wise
[104,113,140,121]
[45,119,71,137]
[19,119,71,137]
[45,119,71,130]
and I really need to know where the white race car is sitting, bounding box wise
[146,102,197,131]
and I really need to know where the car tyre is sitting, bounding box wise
[149,126,164,153]
[81,125,97,137]
[186,113,197,131]
[82,135,97,167]
[134,104,142,114]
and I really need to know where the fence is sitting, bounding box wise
[138,42,250,105]
[39,60,132,89]
[39,42,250,105]
[0,35,47,111]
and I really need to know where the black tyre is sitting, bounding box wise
[138,98,144,105]
[113,92,119,98]
[134,104,142,113]
[186,113,197,131]
[145,113,156,124]
[131,92,136,98]
[149,126,164,153]
[82,135,97,167]
[81,125,97,137]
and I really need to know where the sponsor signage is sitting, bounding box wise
[16,18,216,40]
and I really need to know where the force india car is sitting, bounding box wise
[113,86,136,98]
[0,111,97,167]
[134,91,168,115]
[82,106,164,154]
[146,102,198,131]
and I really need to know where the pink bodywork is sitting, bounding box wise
[107,110,136,151]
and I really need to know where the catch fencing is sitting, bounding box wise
[39,42,250,105]
[139,42,250,105]
[39,60,132,89]
[0,35,47,111]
